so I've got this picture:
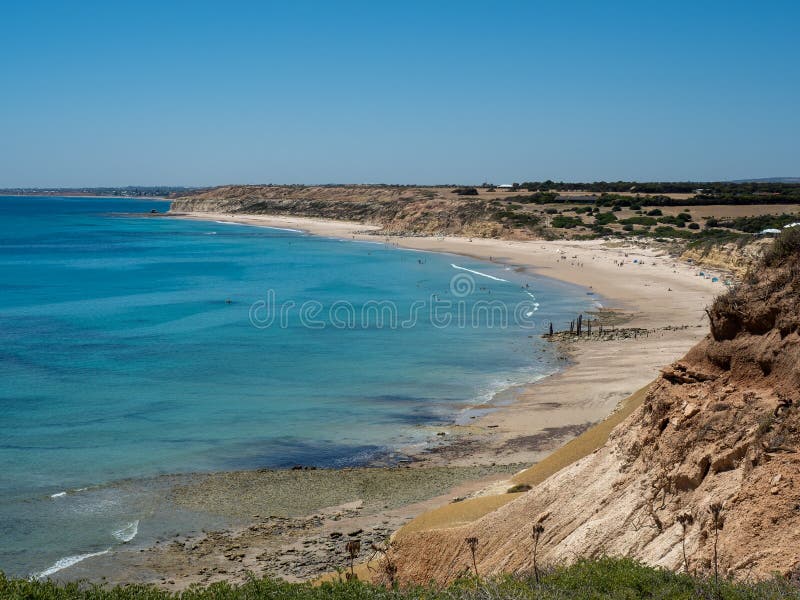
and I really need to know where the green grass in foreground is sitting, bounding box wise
[3,558,799,599]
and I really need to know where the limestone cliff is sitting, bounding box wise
[169,185,506,237]
[681,239,769,278]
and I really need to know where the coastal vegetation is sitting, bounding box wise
[548,215,583,229]
[514,180,800,203]
[168,183,800,249]
[704,213,800,233]
[3,558,799,599]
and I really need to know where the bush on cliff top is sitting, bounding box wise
[764,226,800,267]
[2,558,799,600]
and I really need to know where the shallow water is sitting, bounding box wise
[0,196,593,577]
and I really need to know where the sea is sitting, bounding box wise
[0,196,595,578]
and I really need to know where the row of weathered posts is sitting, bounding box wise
[567,314,593,335]
[547,315,606,337]
[548,316,655,340]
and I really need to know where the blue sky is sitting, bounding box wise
[1,1,798,186]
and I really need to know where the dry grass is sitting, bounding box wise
[395,493,523,538]
[511,383,651,486]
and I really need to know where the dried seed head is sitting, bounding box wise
[708,502,724,529]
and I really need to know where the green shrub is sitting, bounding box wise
[454,187,478,195]
[658,216,687,228]
[3,557,800,600]
[551,215,584,229]
[707,213,800,233]
[591,225,615,236]
[504,192,559,204]
[507,483,532,493]
[764,226,800,266]
[619,216,657,226]
[594,212,618,226]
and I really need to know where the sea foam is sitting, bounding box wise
[450,263,509,282]
[265,226,304,233]
[112,520,139,543]
[34,549,111,579]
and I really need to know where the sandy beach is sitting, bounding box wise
[172,211,723,467]
[96,210,727,589]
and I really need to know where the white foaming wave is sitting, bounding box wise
[450,264,508,282]
[453,371,554,425]
[476,371,549,405]
[522,291,540,313]
[524,292,540,306]
[51,486,90,498]
[34,549,111,579]
[266,226,303,233]
[112,520,139,543]
[212,220,303,233]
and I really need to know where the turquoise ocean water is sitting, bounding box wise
[0,196,594,578]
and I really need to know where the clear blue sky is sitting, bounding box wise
[1,1,798,186]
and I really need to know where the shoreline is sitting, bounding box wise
[50,210,724,588]
[170,211,724,469]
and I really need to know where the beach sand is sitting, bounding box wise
[82,211,725,589]
[173,212,722,468]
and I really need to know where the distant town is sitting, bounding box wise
[0,186,192,198]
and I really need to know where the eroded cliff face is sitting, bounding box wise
[169,185,505,237]
[681,239,769,278]
[390,242,800,583]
